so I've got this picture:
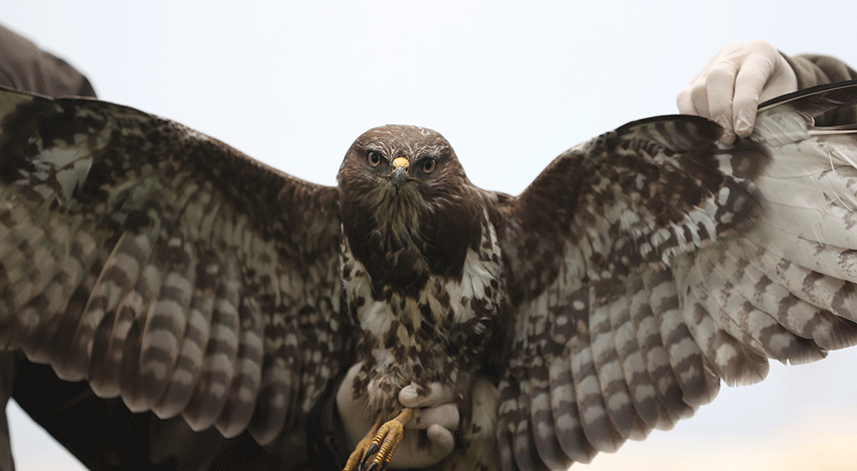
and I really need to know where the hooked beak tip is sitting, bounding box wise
[391,166,408,193]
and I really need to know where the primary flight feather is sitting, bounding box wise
[1,81,857,470]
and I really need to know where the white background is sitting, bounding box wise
[1,2,857,470]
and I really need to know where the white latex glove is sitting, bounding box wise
[677,40,798,144]
[336,362,459,469]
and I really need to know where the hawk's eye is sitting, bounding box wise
[421,158,437,174]
[367,151,382,167]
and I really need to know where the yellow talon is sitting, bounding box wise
[342,408,415,471]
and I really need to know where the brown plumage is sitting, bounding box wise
[1,81,857,470]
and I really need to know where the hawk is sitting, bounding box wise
[1,80,857,471]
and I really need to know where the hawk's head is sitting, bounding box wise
[337,124,469,205]
[337,125,482,293]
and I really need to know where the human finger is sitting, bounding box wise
[425,424,456,462]
[704,61,741,143]
[731,49,776,137]
[399,381,456,409]
[388,424,456,469]
[406,403,460,431]
[677,84,700,116]
[688,83,712,121]
[335,362,371,451]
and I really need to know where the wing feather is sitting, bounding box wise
[155,250,219,417]
[498,80,857,469]
[649,280,719,409]
[632,269,691,427]
[0,87,348,446]
[729,239,848,351]
[547,352,595,463]
[528,359,570,470]
[588,292,640,440]
[496,381,522,471]
[608,275,661,430]
[569,326,622,453]
[181,251,241,427]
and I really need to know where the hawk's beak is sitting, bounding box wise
[391,157,409,194]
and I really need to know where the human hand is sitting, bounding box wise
[677,40,798,144]
[335,363,460,469]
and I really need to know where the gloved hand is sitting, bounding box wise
[336,362,459,469]
[677,40,798,144]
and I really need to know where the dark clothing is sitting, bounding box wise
[784,53,857,126]
[788,54,857,90]
[0,25,95,98]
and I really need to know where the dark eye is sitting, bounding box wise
[421,158,437,174]
[367,151,382,167]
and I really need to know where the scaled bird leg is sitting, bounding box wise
[343,417,382,471]
[342,408,415,471]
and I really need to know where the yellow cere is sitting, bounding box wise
[392,157,409,171]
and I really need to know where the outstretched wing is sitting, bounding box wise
[496,81,857,470]
[0,88,349,446]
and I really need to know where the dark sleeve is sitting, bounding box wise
[14,358,306,471]
[784,53,857,126]
[0,25,96,97]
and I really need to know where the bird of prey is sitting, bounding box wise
[1,80,857,471]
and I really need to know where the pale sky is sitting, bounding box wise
[1,2,857,470]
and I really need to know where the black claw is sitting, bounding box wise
[366,442,379,457]
[366,463,379,471]
[358,443,377,471]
